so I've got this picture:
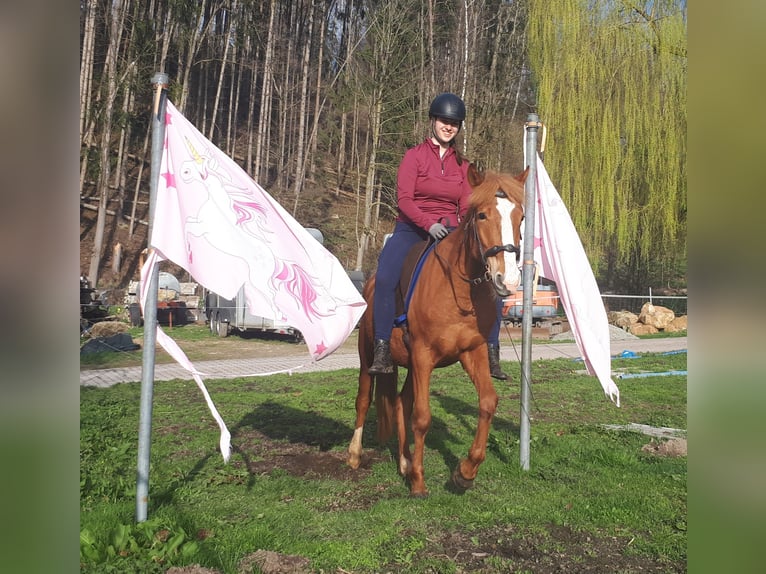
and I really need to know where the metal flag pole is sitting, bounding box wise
[520,114,540,471]
[136,72,169,522]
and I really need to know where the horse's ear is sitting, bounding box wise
[468,162,485,186]
[515,166,530,184]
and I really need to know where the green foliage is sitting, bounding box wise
[528,0,687,291]
[80,351,686,572]
[80,517,199,572]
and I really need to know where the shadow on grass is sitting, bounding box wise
[232,400,354,450]
[154,391,522,502]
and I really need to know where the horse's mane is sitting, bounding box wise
[468,168,525,209]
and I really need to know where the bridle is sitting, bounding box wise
[462,190,521,286]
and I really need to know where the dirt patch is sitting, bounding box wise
[232,426,388,486]
[165,521,684,574]
[418,524,685,573]
[242,442,383,483]
[238,550,312,574]
[166,550,312,574]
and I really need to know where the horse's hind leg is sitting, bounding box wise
[348,368,372,469]
[395,370,414,477]
[348,311,375,469]
[453,348,499,490]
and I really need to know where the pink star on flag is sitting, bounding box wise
[162,171,176,189]
[314,341,328,357]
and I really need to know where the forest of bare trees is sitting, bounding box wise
[79,0,686,293]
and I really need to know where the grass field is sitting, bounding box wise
[80,349,687,573]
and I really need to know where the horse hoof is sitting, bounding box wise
[347,455,361,470]
[451,468,475,491]
[409,490,429,499]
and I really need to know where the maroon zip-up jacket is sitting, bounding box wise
[395,138,472,231]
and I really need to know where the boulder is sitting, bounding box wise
[665,315,688,333]
[607,310,639,331]
[629,323,659,336]
[638,302,675,329]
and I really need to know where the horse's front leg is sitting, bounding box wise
[453,346,499,490]
[407,348,434,498]
[395,370,414,477]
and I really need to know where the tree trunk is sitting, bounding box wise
[208,0,235,141]
[292,0,315,215]
[336,111,346,192]
[277,6,296,193]
[114,62,135,221]
[308,0,326,177]
[88,0,125,287]
[355,95,382,270]
[79,0,99,197]
[227,17,242,157]
[179,0,209,113]
[79,0,97,147]
[426,0,435,97]
[255,0,277,182]
[130,0,174,238]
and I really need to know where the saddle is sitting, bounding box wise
[393,238,437,330]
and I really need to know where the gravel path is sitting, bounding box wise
[81,335,687,388]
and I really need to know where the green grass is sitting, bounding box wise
[81,352,686,573]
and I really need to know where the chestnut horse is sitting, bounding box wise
[347,164,528,497]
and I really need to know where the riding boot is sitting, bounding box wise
[488,343,508,381]
[369,339,394,375]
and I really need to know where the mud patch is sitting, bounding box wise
[234,428,388,483]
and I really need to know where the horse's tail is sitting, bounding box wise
[374,372,398,444]
[357,273,397,445]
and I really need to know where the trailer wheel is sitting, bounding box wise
[216,317,229,338]
[209,313,216,334]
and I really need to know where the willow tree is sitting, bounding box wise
[527,0,687,290]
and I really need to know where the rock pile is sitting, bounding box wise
[607,302,687,336]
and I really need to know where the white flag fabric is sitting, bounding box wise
[141,101,367,460]
[529,153,620,406]
[153,101,366,360]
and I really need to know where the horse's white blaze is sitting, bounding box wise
[496,197,521,290]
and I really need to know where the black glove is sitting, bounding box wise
[428,222,449,240]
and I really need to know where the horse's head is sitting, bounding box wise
[465,163,528,297]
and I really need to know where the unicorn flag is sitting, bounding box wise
[142,101,367,460]
[152,101,366,361]
[529,153,621,406]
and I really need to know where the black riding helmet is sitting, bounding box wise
[428,92,466,123]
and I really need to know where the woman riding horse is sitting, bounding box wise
[369,92,508,380]
[349,161,528,497]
